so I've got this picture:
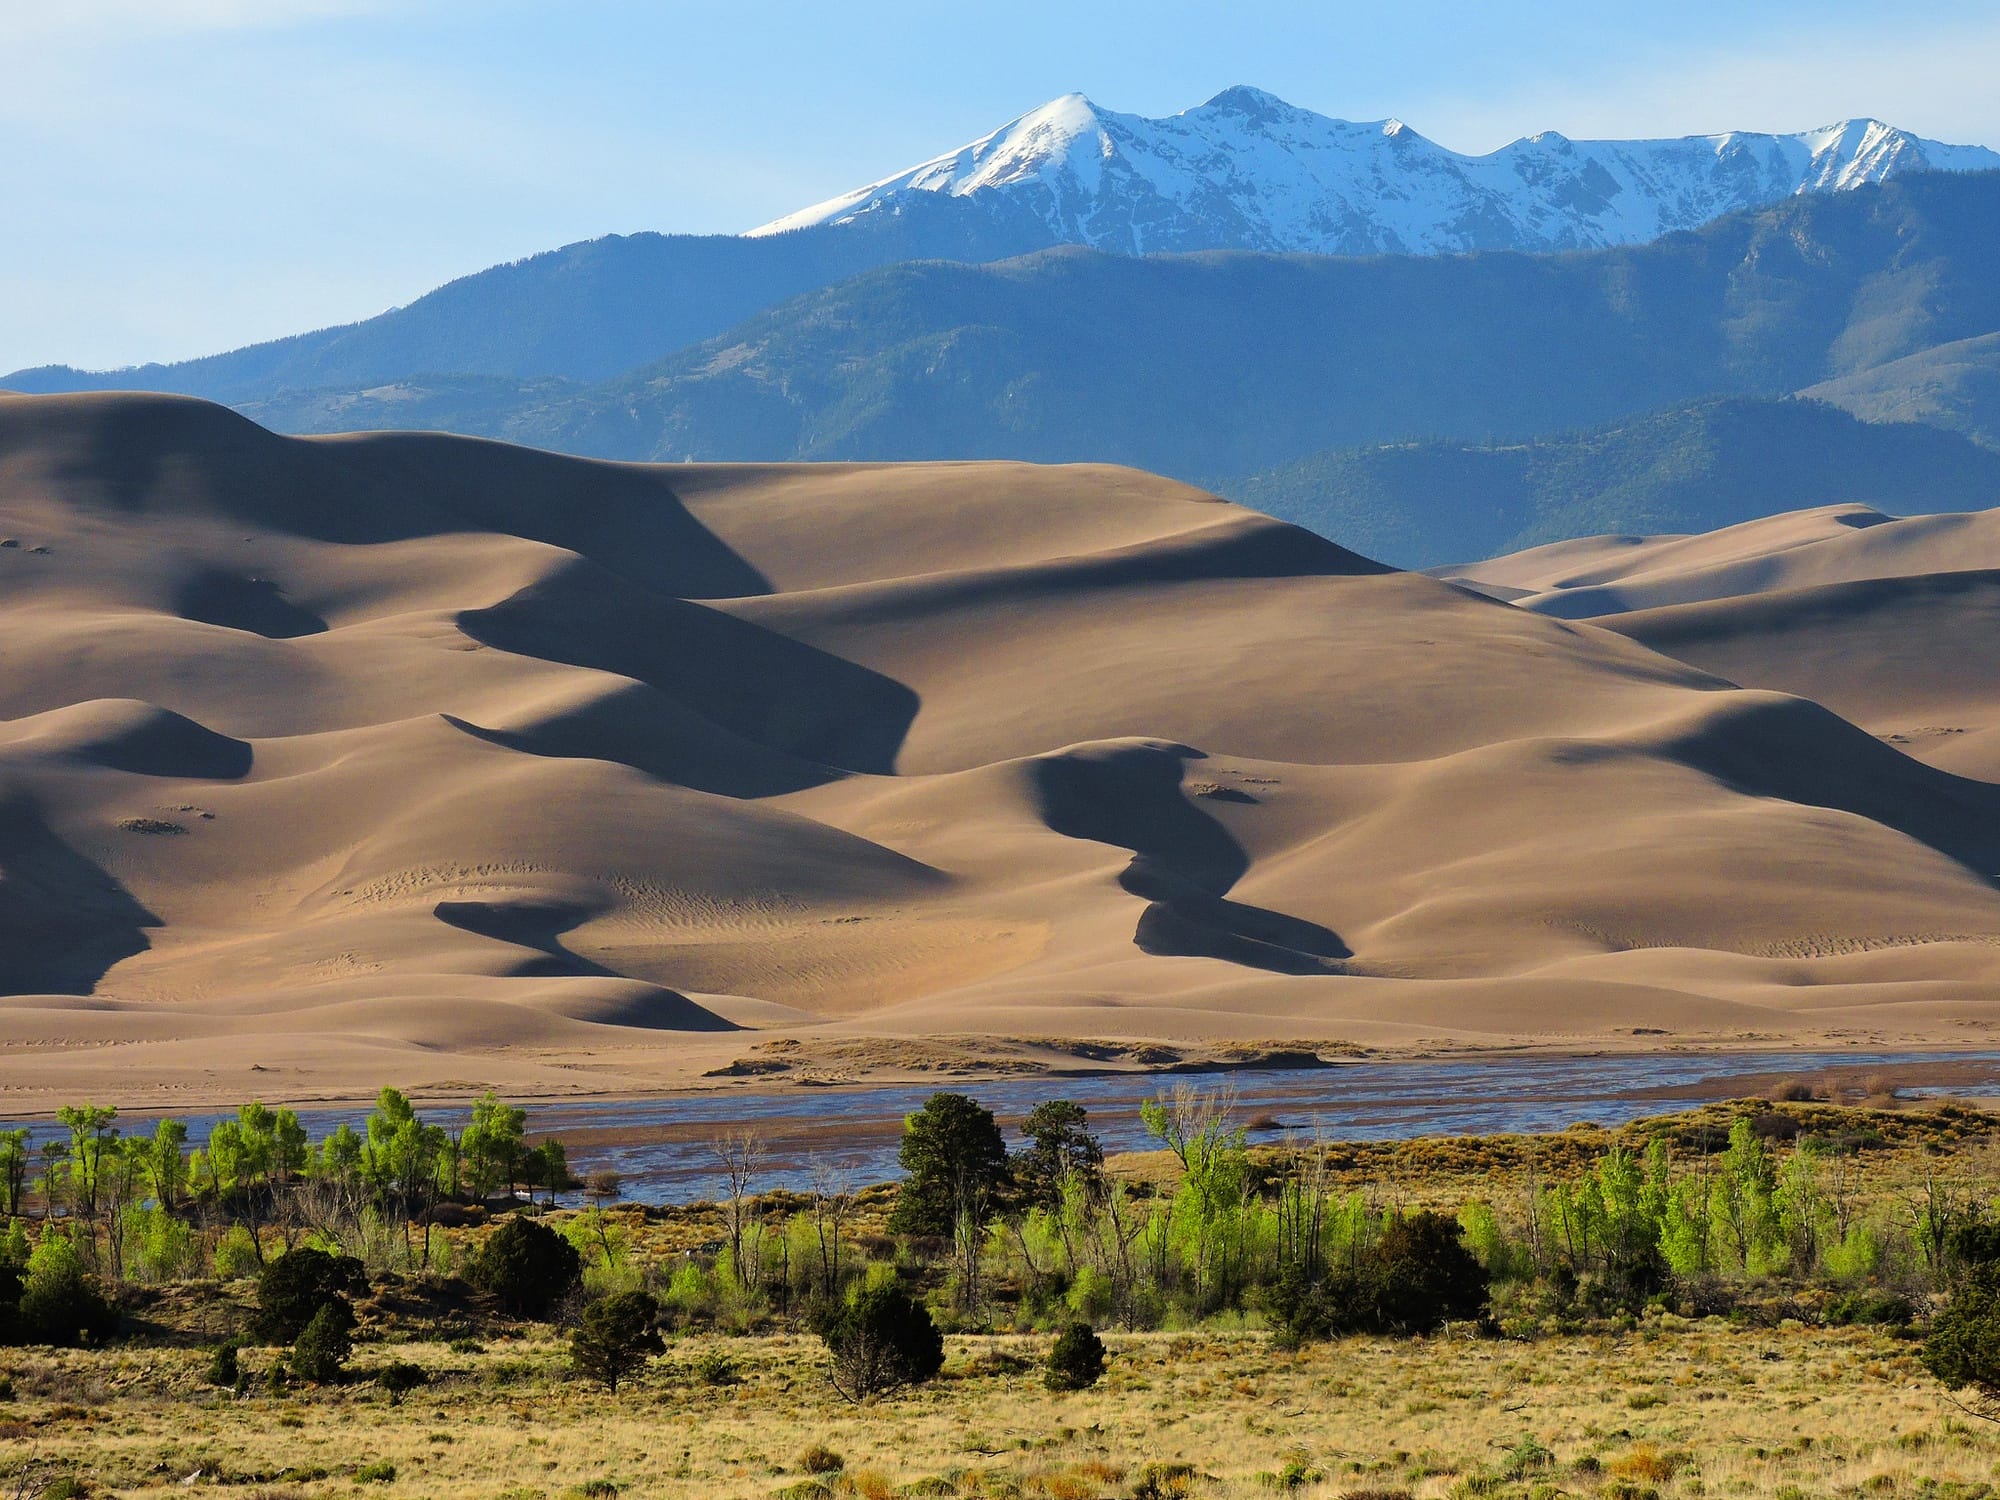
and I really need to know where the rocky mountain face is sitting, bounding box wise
[752,86,2000,255]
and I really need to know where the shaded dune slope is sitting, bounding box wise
[4,392,2000,1099]
[1451,503,2000,783]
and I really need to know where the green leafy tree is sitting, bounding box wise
[462,1094,528,1201]
[141,1119,188,1213]
[0,1129,29,1219]
[1142,1085,1250,1307]
[56,1104,119,1227]
[271,1107,310,1184]
[315,1121,364,1183]
[889,1093,1010,1237]
[523,1139,572,1208]
[568,1290,663,1392]
[1715,1118,1781,1272]
[1014,1100,1105,1211]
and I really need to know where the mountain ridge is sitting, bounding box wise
[221,173,2000,489]
[9,90,1993,405]
[752,86,1999,254]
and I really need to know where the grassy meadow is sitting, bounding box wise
[5,1095,2000,1500]
[1,1316,1980,1500]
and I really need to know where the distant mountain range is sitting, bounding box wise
[755,87,2000,255]
[229,172,2000,465]
[8,90,1994,405]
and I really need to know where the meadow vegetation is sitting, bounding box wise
[4,1083,2000,1498]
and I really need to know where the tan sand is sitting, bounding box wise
[3,392,2000,1112]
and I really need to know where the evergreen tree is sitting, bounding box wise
[568,1291,662,1392]
[889,1093,1009,1237]
[1014,1100,1105,1211]
[291,1297,355,1384]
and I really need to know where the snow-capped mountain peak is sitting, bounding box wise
[747,90,2000,257]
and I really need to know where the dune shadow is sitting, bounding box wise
[175,569,327,639]
[431,899,739,1031]
[0,798,160,994]
[458,560,920,781]
[1029,742,1349,975]
[59,703,254,780]
[433,898,620,980]
[31,397,776,599]
[340,431,775,600]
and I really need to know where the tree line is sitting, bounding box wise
[6,1082,1999,1405]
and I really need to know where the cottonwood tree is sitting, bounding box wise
[711,1130,764,1288]
[462,1093,527,1201]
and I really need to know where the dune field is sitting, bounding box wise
[4,392,2000,1109]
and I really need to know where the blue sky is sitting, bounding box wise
[6,0,1999,372]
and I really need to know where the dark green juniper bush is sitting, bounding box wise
[254,1246,365,1342]
[812,1281,944,1401]
[569,1290,664,1392]
[290,1296,355,1384]
[1043,1321,1107,1391]
[468,1213,582,1317]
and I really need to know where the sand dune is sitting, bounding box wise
[1453,501,2000,780]
[5,391,2000,1108]
[1437,504,2000,618]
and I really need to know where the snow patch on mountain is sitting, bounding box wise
[749,87,2000,256]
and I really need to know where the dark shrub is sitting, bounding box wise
[205,1339,242,1387]
[377,1360,429,1398]
[1953,1219,2000,1270]
[255,1248,365,1342]
[1133,1463,1199,1500]
[1924,1218,2000,1407]
[691,1349,739,1386]
[1269,1211,1489,1345]
[291,1298,355,1384]
[1829,1290,1915,1327]
[1265,1263,1354,1349]
[1599,1242,1672,1314]
[1925,1267,2000,1405]
[568,1291,663,1392]
[813,1282,944,1399]
[0,1261,21,1343]
[1044,1321,1106,1391]
[469,1215,582,1318]
[15,1237,118,1347]
[1372,1211,1490,1331]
